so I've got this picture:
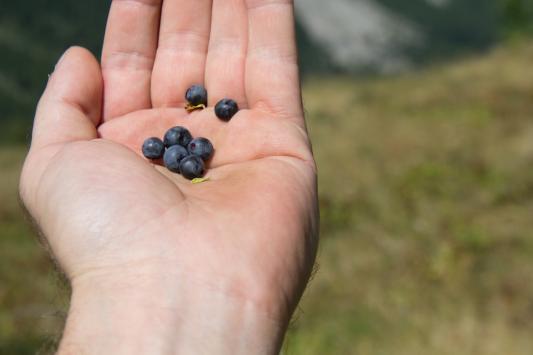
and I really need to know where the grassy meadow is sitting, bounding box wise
[2,42,533,354]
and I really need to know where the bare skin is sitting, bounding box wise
[20,0,318,353]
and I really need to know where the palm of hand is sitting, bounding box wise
[21,0,317,319]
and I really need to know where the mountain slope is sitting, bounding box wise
[1,0,531,143]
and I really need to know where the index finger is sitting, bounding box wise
[101,0,162,120]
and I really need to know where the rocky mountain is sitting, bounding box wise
[295,0,421,74]
[295,0,521,73]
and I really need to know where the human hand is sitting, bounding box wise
[20,1,318,353]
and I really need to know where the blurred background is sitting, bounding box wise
[1,0,533,354]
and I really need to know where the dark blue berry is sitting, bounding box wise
[185,85,208,106]
[142,137,165,160]
[163,145,189,173]
[179,155,205,180]
[215,99,239,121]
[164,126,193,148]
[187,137,214,161]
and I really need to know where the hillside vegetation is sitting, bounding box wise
[2,42,533,354]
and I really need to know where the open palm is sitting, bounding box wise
[20,0,318,325]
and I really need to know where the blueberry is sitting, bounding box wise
[163,145,189,173]
[179,155,206,180]
[164,126,193,148]
[215,99,239,121]
[187,137,214,161]
[142,137,165,160]
[185,85,208,106]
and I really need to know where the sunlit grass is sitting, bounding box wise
[284,42,533,355]
[2,43,533,354]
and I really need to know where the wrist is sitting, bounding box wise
[59,269,288,355]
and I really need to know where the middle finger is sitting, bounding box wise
[151,0,213,108]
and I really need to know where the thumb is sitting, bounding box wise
[30,46,103,150]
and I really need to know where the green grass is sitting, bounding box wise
[3,42,533,354]
[283,42,533,355]
[0,147,66,354]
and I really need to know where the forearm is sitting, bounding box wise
[58,272,287,355]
